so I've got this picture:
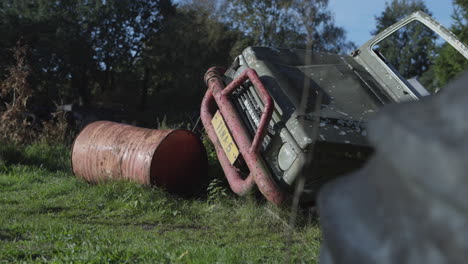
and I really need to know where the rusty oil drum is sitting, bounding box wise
[71,121,208,194]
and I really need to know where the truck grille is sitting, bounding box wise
[232,84,272,151]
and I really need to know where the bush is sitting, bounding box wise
[0,41,35,144]
[0,41,74,145]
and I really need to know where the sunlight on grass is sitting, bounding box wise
[0,142,321,263]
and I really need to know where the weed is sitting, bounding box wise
[155,114,169,129]
[0,42,74,145]
[207,178,228,203]
[201,131,231,201]
[40,110,74,144]
[0,41,35,144]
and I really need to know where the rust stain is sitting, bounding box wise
[71,121,208,195]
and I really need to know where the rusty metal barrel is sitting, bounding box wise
[71,121,208,195]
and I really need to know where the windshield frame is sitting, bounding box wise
[352,11,468,102]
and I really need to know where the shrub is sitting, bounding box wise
[0,41,35,144]
[0,41,74,145]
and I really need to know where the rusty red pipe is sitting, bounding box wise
[201,88,255,195]
[201,67,286,205]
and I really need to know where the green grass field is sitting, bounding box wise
[0,142,321,263]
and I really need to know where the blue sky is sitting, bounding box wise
[329,0,456,45]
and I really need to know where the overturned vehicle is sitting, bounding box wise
[200,11,468,205]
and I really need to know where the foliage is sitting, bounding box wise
[141,5,245,114]
[0,0,94,105]
[226,0,355,53]
[0,0,175,107]
[0,142,321,263]
[226,0,299,47]
[433,0,468,88]
[201,131,230,202]
[90,0,176,105]
[288,0,356,52]
[372,0,467,92]
[206,178,229,202]
[40,110,74,144]
[372,0,437,80]
[0,41,35,144]
[0,0,359,129]
[0,42,75,144]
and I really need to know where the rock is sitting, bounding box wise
[318,72,468,264]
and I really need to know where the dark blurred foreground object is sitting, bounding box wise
[319,72,468,264]
[71,121,208,195]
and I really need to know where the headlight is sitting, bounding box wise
[278,142,297,171]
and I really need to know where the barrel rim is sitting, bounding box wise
[147,129,206,181]
[149,128,208,192]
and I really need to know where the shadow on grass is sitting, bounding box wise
[0,228,24,242]
[0,141,71,173]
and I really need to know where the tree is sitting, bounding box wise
[372,0,437,80]
[225,0,354,53]
[0,0,175,107]
[91,0,175,93]
[0,0,101,105]
[288,0,355,53]
[433,0,468,87]
[141,3,246,113]
[0,41,35,143]
[226,0,300,47]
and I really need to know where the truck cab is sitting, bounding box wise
[202,11,468,204]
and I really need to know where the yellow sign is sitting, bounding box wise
[211,111,239,165]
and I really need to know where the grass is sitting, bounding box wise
[0,142,321,263]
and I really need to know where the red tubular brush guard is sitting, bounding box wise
[201,67,286,205]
